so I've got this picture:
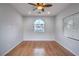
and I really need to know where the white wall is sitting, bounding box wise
[23,16,55,41]
[0,4,23,55]
[55,3,79,55]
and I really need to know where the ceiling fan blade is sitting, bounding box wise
[37,3,40,5]
[45,4,52,7]
[28,3,36,6]
[41,9,44,12]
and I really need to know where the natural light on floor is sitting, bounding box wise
[33,48,45,56]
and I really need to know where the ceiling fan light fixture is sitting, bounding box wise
[28,3,52,12]
[37,6,43,10]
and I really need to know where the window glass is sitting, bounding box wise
[34,19,45,32]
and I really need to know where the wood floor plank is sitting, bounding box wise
[6,41,74,56]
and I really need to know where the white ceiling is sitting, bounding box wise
[10,3,70,16]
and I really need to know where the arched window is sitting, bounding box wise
[34,19,45,32]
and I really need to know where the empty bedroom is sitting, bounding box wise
[0,3,79,56]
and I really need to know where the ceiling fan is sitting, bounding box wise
[28,3,52,13]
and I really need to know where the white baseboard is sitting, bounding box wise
[23,39,55,41]
[2,41,22,56]
[55,40,77,56]
[23,40,54,41]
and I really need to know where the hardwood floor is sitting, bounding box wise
[6,41,74,56]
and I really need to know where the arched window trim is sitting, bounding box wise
[34,19,45,32]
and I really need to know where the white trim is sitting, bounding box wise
[23,39,54,41]
[2,41,22,56]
